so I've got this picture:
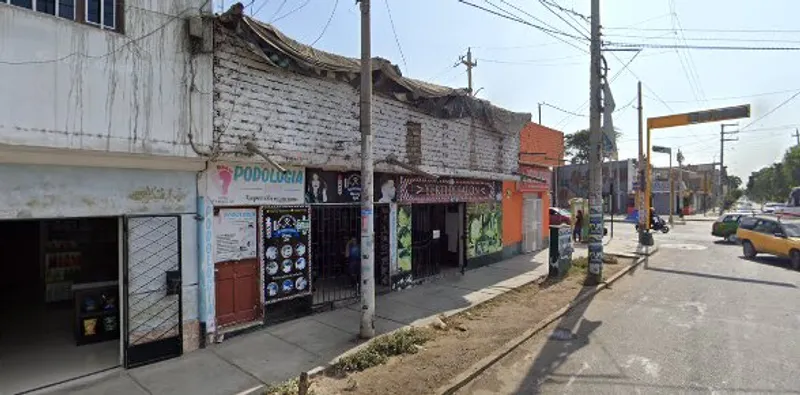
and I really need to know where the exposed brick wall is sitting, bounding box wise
[213,27,519,180]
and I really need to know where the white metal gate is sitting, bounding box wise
[522,196,543,253]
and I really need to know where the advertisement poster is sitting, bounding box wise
[375,205,391,286]
[467,202,503,258]
[305,170,396,203]
[207,162,305,206]
[261,207,312,304]
[214,208,258,263]
[396,206,413,272]
[518,165,552,192]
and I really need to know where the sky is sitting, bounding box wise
[217,0,800,181]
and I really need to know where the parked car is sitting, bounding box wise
[736,216,800,270]
[712,213,750,243]
[761,202,786,214]
[549,207,571,226]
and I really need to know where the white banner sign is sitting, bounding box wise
[207,162,305,206]
[215,208,258,263]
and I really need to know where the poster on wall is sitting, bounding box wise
[305,169,362,203]
[467,202,503,258]
[398,177,500,204]
[375,173,397,203]
[375,205,391,286]
[261,207,312,304]
[518,165,552,193]
[207,162,305,206]
[392,205,414,290]
[214,208,258,263]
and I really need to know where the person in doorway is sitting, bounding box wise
[573,209,584,242]
[344,237,361,287]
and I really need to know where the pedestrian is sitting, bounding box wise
[344,237,361,287]
[573,209,583,242]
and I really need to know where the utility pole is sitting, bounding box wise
[587,0,603,284]
[794,128,800,146]
[459,47,477,95]
[720,123,739,213]
[677,149,684,218]
[637,81,645,241]
[358,0,375,339]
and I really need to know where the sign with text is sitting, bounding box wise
[518,165,552,192]
[207,162,305,206]
[398,177,500,204]
[214,208,258,263]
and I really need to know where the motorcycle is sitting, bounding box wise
[634,217,670,233]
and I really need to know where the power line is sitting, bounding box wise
[268,0,289,21]
[604,41,800,51]
[646,88,800,104]
[457,0,589,53]
[309,0,338,47]
[537,0,590,39]
[384,0,408,74]
[252,0,272,17]
[605,26,800,34]
[604,33,800,45]
[539,0,590,23]
[741,90,800,131]
[0,1,211,66]
[272,0,311,23]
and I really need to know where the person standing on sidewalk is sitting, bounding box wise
[573,209,584,242]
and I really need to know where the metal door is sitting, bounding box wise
[522,196,542,253]
[124,215,182,368]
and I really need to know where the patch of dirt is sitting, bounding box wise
[310,256,635,395]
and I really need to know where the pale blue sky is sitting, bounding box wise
[220,0,800,181]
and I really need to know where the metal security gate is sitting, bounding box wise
[310,205,360,307]
[411,204,446,280]
[522,196,543,253]
[124,215,182,368]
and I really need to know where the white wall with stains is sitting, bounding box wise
[214,27,519,181]
[0,1,213,161]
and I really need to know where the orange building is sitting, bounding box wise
[502,122,564,255]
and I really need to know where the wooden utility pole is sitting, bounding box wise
[720,123,739,212]
[794,128,800,146]
[637,82,645,240]
[587,0,603,284]
[358,0,375,339]
[459,47,477,94]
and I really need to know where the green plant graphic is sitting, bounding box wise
[467,202,503,258]
[397,206,412,271]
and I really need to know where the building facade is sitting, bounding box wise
[556,159,637,214]
[199,7,529,342]
[0,1,213,392]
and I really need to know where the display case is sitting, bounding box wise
[73,282,120,346]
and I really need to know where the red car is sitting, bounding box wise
[549,207,571,226]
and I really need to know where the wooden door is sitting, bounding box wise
[215,258,260,328]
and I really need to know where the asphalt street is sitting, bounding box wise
[457,220,800,395]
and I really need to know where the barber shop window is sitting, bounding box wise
[3,0,121,32]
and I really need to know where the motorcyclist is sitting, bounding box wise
[649,207,663,229]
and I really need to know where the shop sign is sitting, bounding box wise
[214,208,258,263]
[207,163,305,206]
[518,165,552,192]
[305,170,397,203]
[262,206,312,304]
[398,177,500,204]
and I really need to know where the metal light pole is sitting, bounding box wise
[587,0,604,284]
[358,0,375,339]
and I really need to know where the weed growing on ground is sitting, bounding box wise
[264,378,314,395]
[330,328,432,375]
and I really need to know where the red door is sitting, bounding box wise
[215,258,261,328]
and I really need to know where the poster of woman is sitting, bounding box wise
[305,172,329,203]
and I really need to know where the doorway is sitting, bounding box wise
[411,204,463,279]
[0,218,121,394]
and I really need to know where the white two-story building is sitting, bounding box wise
[0,1,212,392]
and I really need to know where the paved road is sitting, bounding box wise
[457,221,800,394]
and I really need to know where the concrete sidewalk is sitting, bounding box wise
[40,237,651,395]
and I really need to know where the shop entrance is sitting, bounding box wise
[0,218,121,394]
[412,203,464,279]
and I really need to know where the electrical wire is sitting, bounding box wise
[603,41,800,51]
[252,0,272,17]
[384,0,408,74]
[646,88,800,104]
[670,0,706,104]
[487,0,589,53]
[0,0,211,66]
[741,90,800,131]
[309,0,338,47]
[269,0,289,22]
[604,33,800,45]
[605,27,800,34]
[540,0,590,23]
[272,0,311,23]
[457,0,589,53]
[537,0,590,39]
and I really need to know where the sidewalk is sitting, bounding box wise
[40,238,651,395]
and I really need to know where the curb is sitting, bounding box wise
[434,250,655,395]
[304,268,552,379]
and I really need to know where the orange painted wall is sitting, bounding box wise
[520,123,565,167]
[502,181,523,246]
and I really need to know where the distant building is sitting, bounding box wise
[555,159,636,214]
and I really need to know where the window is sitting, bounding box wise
[3,0,119,31]
[723,215,740,223]
[739,217,759,230]
[753,220,778,235]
